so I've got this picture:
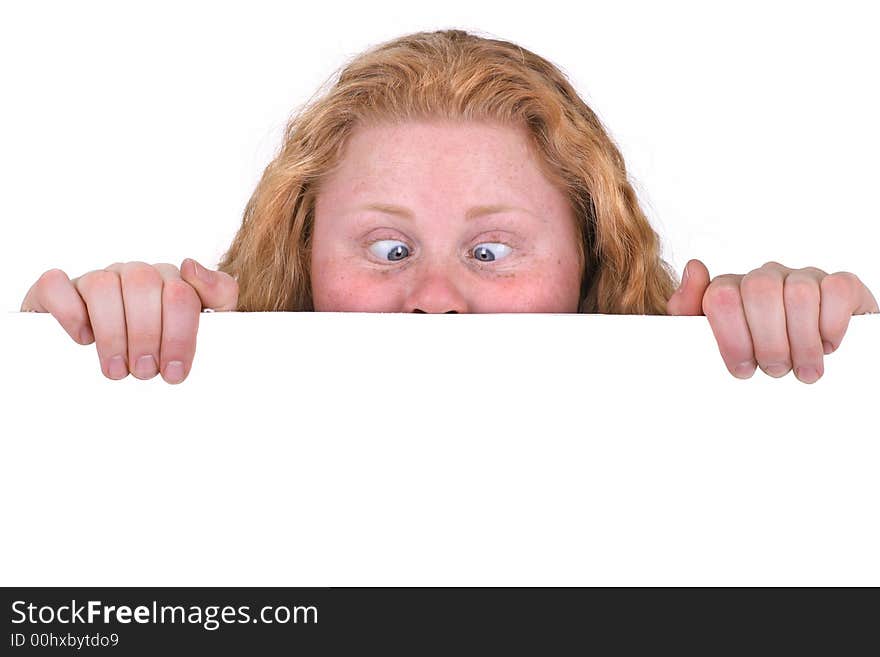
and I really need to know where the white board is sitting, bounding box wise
[2,311,878,586]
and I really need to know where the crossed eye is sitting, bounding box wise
[369,240,512,262]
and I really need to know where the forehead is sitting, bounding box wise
[317,119,569,211]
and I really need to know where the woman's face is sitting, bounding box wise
[310,119,584,313]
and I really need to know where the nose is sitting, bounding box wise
[404,269,469,314]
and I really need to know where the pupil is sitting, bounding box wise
[476,247,494,261]
[389,245,407,261]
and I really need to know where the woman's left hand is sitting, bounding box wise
[666,259,879,383]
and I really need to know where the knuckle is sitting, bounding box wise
[163,279,200,308]
[153,262,180,273]
[795,353,825,368]
[759,356,792,368]
[755,344,791,362]
[161,338,195,363]
[123,263,164,288]
[822,271,861,294]
[702,282,741,312]
[128,328,162,346]
[756,344,791,362]
[37,268,68,286]
[55,310,85,331]
[79,269,120,293]
[783,276,819,303]
[741,271,779,297]
[761,260,785,270]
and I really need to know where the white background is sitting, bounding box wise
[1,1,879,586]
[2,0,879,303]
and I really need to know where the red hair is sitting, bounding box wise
[218,29,678,313]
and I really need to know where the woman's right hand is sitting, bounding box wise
[20,259,239,384]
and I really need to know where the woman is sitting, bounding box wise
[19,29,878,384]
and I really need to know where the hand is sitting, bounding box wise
[20,258,238,384]
[666,259,879,383]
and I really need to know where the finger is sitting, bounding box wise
[700,274,757,378]
[740,262,792,378]
[105,262,162,380]
[73,268,129,380]
[782,268,826,384]
[154,264,201,384]
[666,259,711,316]
[818,271,876,354]
[21,269,95,344]
[179,258,239,311]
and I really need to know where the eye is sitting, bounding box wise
[369,240,410,262]
[472,242,512,262]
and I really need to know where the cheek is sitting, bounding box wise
[552,253,586,309]
[476,253,582,313]
[475,270,580,312]
[311,256,402,312]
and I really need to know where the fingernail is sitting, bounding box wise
[734,360,755,378]
[192,260,213,284]
[823,341,834,355]
[765,363,790,377]
[164,360,186,384]
[78,327,94,344]
[796,366,820,384]
[108,355,128,379]
[133,355,158,379]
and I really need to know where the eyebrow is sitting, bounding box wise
[356,202,530,220]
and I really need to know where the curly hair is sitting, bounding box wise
[217,29,679,314]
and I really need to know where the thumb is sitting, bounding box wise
[180,258,239,311]
[666,258,711,316]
